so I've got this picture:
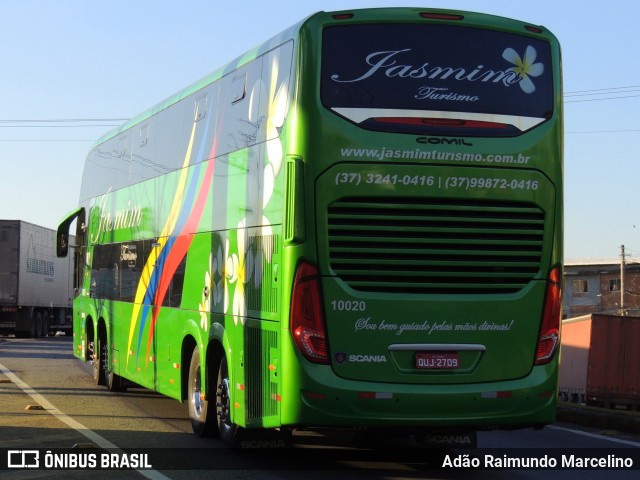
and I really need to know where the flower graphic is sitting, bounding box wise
[222,48,291,328]
[263,54,289,207]
[247,50,289,242]
[212,238,235,314]
[229,220,254,326]
[502,45,544,94]
[198,253,213,332]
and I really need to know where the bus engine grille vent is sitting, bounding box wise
[246,327,279,421]
[326,196,545,294]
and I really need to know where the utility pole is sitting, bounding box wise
[620,244,626,315]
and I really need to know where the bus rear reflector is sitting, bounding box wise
[303,390,327,400]
[358,392,394,400]
[535,267,562,365]
[290,261,329,364]
[481,391,513,399]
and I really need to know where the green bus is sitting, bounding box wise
[57,8,563,446]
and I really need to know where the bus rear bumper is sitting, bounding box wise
[281,364,557,430]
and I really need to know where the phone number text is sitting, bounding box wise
[335,172,540,191]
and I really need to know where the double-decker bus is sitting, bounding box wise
[57,8,562,446]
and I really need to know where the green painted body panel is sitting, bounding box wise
[63,7,562,433]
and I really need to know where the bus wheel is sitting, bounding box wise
[102,341,126,392]
[188,348,216,437]
[216,355,240,446]
[92,333,106,386]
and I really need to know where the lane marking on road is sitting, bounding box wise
[0,361,172,480]
[549,424,640,447]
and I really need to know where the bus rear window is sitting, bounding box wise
[321,24,554,136]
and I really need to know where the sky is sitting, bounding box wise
[0,0,638,261]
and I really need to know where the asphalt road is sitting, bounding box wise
[1,336,639,480]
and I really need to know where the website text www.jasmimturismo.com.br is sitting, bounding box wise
[339,147,531,164]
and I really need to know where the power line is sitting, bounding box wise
[564,84,640,95]
[0,139,97,142]
[0,118,126,141]
[1,83,640,142]
[564,90,640,98]
[0,125,122,128]
[566,129,640,134]
[564,84,640,104]
[564,94,640,103]
[2,84,640,127]
[0,119,125,129]
[0,118,129,123]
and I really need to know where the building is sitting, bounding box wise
[563,258,640,318]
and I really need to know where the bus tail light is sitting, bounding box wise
[290,261,329,364]
[525,25,544,34]
[332,13,354,20]
[419,12,464,21]
[535,267,562,365]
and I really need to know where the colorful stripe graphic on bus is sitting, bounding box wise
[126,109,217,369]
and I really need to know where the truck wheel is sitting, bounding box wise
[188,348,216,437]
[42,315,50,337]
[32,312,43,338]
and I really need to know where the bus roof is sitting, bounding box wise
[92,7,555,148]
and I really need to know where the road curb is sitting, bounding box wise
[557,403,640,435]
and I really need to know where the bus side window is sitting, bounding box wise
[218,59,263,155]
[231,74,246,104]
[258,41,294,144]
[195,95,208,122]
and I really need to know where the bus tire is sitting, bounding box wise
[188,347,216,437]
[215,354,241,447]
[93,331,106,386]
[107,371,127,392]
[102,341,126,392]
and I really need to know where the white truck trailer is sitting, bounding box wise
[0,220,73,337]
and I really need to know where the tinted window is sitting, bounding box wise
[92,240,185,306]
[80,42,294,202]
[322,24,554,136]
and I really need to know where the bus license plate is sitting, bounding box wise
[416,352,460,369]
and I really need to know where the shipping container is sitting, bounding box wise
[560,314,640,409]
[0,220,74,336]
